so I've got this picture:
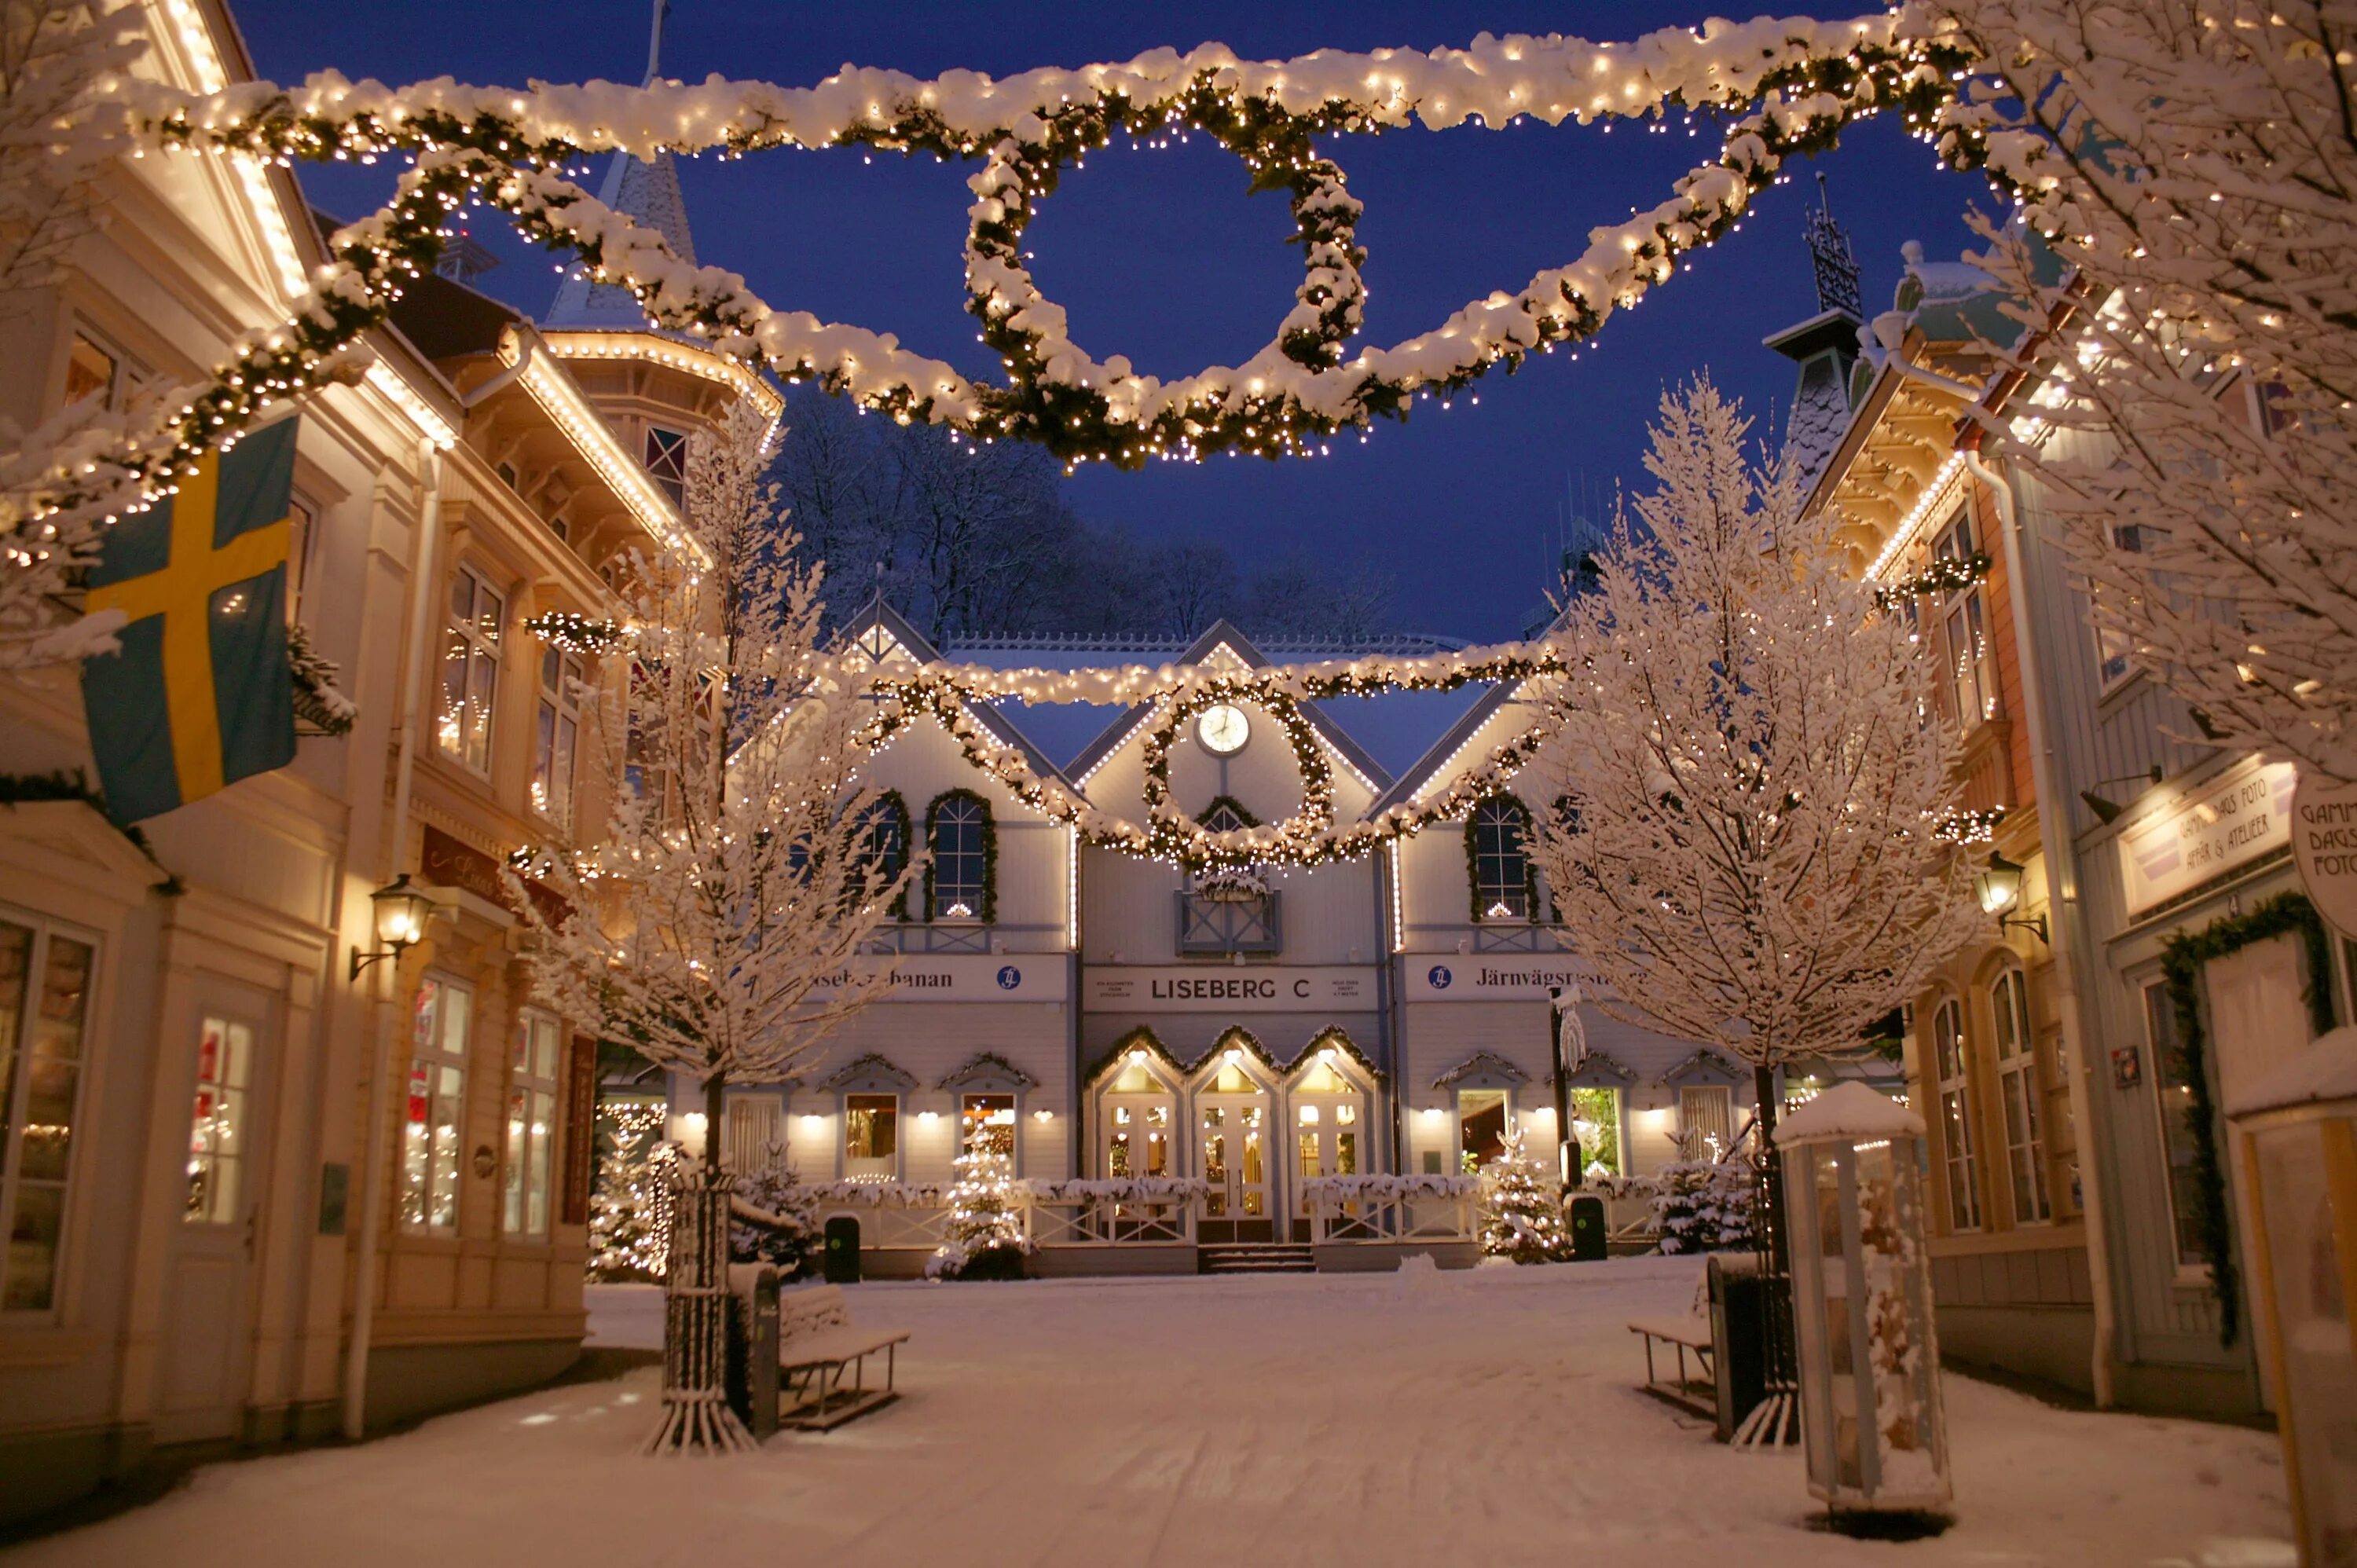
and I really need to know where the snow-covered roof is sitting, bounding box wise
[2224,1024,2357,1119]
[1773,1080,1925,1145]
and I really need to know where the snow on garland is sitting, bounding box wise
[804,1176,1213,1207]
[1299,1174,1479,1205]
[286,621,357,735]
[1873,551,1990,607]
[63,9,1990,573]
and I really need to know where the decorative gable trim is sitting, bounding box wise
[1083,1025,1187,1088]
[936,1052,1037,1093]
[1432,1050,1530,1091]
[1567,1050,1637,1089]
[1186,1024,1285,1085]
[1289,1025,1385,1086]
[818,1052,917,1095]
[1661,1049,1745,1089]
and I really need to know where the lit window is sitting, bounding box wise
[1570,1085,1623,1176]
[63,332,119,409]
[959,1094,1015,1159]
[1991,968,2050,1222]
[1933,995,1982,1231]
[505,1011,561,1237]
[438,566,504,774]
[533,647,583,827]
[844,1094,897,1179]
[1469,797,1534,921]
[928,793,990,921]
[2143,980,2204,1268]
[0,916,95,1313]
[185,1015,255,1225]
[1933,512,1998,729]
[1457,1089,1508,1170]
[643,427,688,505]
[1677,1085,1733,1159]
[401,976,471,1233]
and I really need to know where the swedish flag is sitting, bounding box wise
[81,417,300,824]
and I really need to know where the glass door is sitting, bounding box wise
[1198,1092,1270,1243]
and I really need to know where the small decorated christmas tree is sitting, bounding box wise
[925,1150,1035,1280]
[588,1101,675,1280]
[729,1152,819,1280]
[1480,1122,1573,1264]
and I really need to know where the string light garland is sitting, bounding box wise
[524,609,625,654]
[68,10,1999,545]
[1874,551,1990,606]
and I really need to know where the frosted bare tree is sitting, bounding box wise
[1933,0,2357,782]
[510,401,914,1452]
[0,0,146,669]
[1527,379,1980,1179]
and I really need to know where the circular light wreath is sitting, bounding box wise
[1136,683,1336,861]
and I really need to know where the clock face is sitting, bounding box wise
[1197,704,1251,756]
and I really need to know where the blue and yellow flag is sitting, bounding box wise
[82,417,300,824]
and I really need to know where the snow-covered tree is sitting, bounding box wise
[0,0,147,669]
[1654,1158,1758,1255]
[728,1152,818,1279]
[1526,379,1980,1236]
[1479,1121,1572,1264]
[925,1150,1033,1280]
[1934,0,2357,783]
[511,401,915,1452]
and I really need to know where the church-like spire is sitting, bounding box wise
[543,0,697,329]
[1762,173,1866,494]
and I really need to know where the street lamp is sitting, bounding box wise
[1548,984,1588,1187]
[1974,852,2048,945]
[350,875,435,980]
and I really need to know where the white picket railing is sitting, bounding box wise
[1300,1176,1479,1244]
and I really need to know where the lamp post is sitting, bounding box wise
[2224,1024,2357,1565]
[1776,1082,1952,1521]
[1548,984,1588,1188]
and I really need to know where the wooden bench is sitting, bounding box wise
[1628,1313,1716,1418]
[735,1270,911,1435]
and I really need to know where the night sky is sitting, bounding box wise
[227,0,2000,641]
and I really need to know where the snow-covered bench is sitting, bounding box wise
[734,1269,911,1434]
[1628,1313,1715,1418]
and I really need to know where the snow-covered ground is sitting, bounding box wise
[10,1258,2289,1566]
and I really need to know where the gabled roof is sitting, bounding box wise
[1433,1051,1530,1090]
[1062,618,1391,793]
[544,148,699,329]
[837,596,1083,798]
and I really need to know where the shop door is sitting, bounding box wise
[1199,1094,1272,1243]
[156,1006,274,1443]
[2205,933,2314,1413]
[1290,1088,1366,1240]
[1103,1093,1175,1184]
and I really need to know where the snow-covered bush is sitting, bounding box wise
[728,1157,818,1279]
[1653,1160,1758,1255]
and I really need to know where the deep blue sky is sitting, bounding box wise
[227,0,2000,640]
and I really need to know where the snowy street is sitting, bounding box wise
[6,1258,2291,1566]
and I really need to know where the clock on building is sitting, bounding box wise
[1196,704,1250,756]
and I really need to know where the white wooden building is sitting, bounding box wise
[664,606,1887,1272]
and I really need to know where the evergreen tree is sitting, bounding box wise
[729,1152,819,1279]
[588,1102,673,1281]
[1479,1122,1572,1265]
[1654,1158,1758,1255]
[925,1150,1034,1280]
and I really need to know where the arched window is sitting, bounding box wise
[1468,797,1534,921]
[1989,966,2051,1222]
[926,790,993,922]
[1201,795,1256,833]
[1932,995,1982,1232]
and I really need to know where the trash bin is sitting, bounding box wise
[1567,1194,1607,1261]
[1707,1252,1787,1443]
[823,1215,862,1284]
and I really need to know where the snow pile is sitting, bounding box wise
[2224,1025,2357,1119]
[1774,1081,1926,1145]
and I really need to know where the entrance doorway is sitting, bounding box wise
[1290,1056,1366,1236]
[1101,1056,1176,1184]
[1198,1059,1273,1243]
[156,1002,274,1444]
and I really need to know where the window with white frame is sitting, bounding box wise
[1457,1088,1509,1169]
[724,1097,782,1171]
[438,566,504,774]
[2143,979,2206,1269]
[2094,524,2144,691]
[1677,1085,1734,1160]
[401,976,471,1233]
[62,328,142,412]
[1934,511,1998,730]
[504,1009,560,1238]
[927,793,991,921]
[843,1094,897,1179]
[643,426,688,505]
[1990,966,2051,1222]
[533,646,584,827]
[185,1014,256,1226]
[0,914,95,1313]
[1468,796,1534,921]
[1933,995,1983,1231]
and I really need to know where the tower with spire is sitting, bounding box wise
[1761,174,1866,496]
[537,0,774,496]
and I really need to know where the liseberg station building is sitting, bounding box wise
[656,606,1888,1276]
